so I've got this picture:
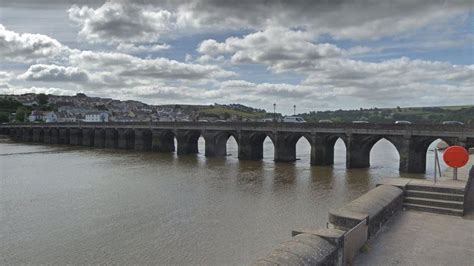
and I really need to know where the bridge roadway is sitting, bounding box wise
[1,122,473,173]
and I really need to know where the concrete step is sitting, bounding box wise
[404,197,464,210]
[403,203,464,216]
[406,184,464,195]
[405,190,464,202]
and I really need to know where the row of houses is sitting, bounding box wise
[28,111,109,123]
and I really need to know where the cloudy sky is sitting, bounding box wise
[0,0,473,113]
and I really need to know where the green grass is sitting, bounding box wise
[199,107,266,118]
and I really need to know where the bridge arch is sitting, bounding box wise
[204,130,239,157]
[310,134,347,166]
[294,134,313,164]
[135,128,153,151]
[94,128,106,148]
[152,129,176,153]
[238,131,275,160]
[105,128,119,148]
[346,134,403,169]
[119,128,135,149]
[369,137,401,171]
[274,132,312,162]
[421,137,459,174]
[176,129,202,155]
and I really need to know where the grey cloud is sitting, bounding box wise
[68,1,176,43]
[18,64,90,82]
[66,1,472,43]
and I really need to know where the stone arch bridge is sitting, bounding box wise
[1,122,473,173]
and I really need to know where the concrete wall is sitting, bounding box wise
[464,166,474,213]
[329,185,404,237]
[255,185,404,265]
[254,233,340,266]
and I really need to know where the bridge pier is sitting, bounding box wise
[50,128,59,144]
[238,131,267,160]
[58,128,70,144]
[32,128,43,142]
[152,130,175,152]
[22,128,33,142]
[274,132,302,162]
[69,128,83,145]
[43,128,51,143]
[204,131,228,157]
[94,129,106,148]
[9,128,16,140]
[16,128,23,141]
[346,134,371,168]
[310,135,341,166]
[134,129,152,151]
[81,128,94,146]
[118,129,135,149]
[176,130,200,155]
[105,129,118,148]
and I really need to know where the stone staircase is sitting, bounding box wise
[403,184,465,216]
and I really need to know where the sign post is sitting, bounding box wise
[443,146,469,180]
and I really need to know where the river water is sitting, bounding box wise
[0,136,445,265]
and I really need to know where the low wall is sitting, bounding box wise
[464,166,474,213]
[329,185,403,237]
[254,233,340,265]
[254,185,404,265]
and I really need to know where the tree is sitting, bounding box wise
[76,92,87,98]
[15,107,28,122]
[0,112,9,123]
[37,93,49,106]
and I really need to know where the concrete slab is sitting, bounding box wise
[354,210,474,266]
[376,178,410,189]
[409,179,466,190]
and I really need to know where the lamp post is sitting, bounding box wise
[273,103,276,122]
[293,105,296,116]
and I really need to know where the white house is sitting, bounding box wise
[44,111,58,123]
[84,111,109,122]
[28,110,44,122]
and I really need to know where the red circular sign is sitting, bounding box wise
[443,146,469,168]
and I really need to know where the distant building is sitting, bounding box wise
[57,112,77,123]
[44,111,58,123]
[84,111,109,122]
[28,110,44,122]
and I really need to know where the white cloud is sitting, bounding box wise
[0,24,69,63]
[70,50,236,81]
[18,64,90,82]
[0,85,76,96]
[116,43,170,54]
[198,27,343,73]
[301,57,474,105]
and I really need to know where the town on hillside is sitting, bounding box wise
[0,93,267,123]
[0,93,472,125]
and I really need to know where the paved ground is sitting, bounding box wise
[354,210,474,266]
